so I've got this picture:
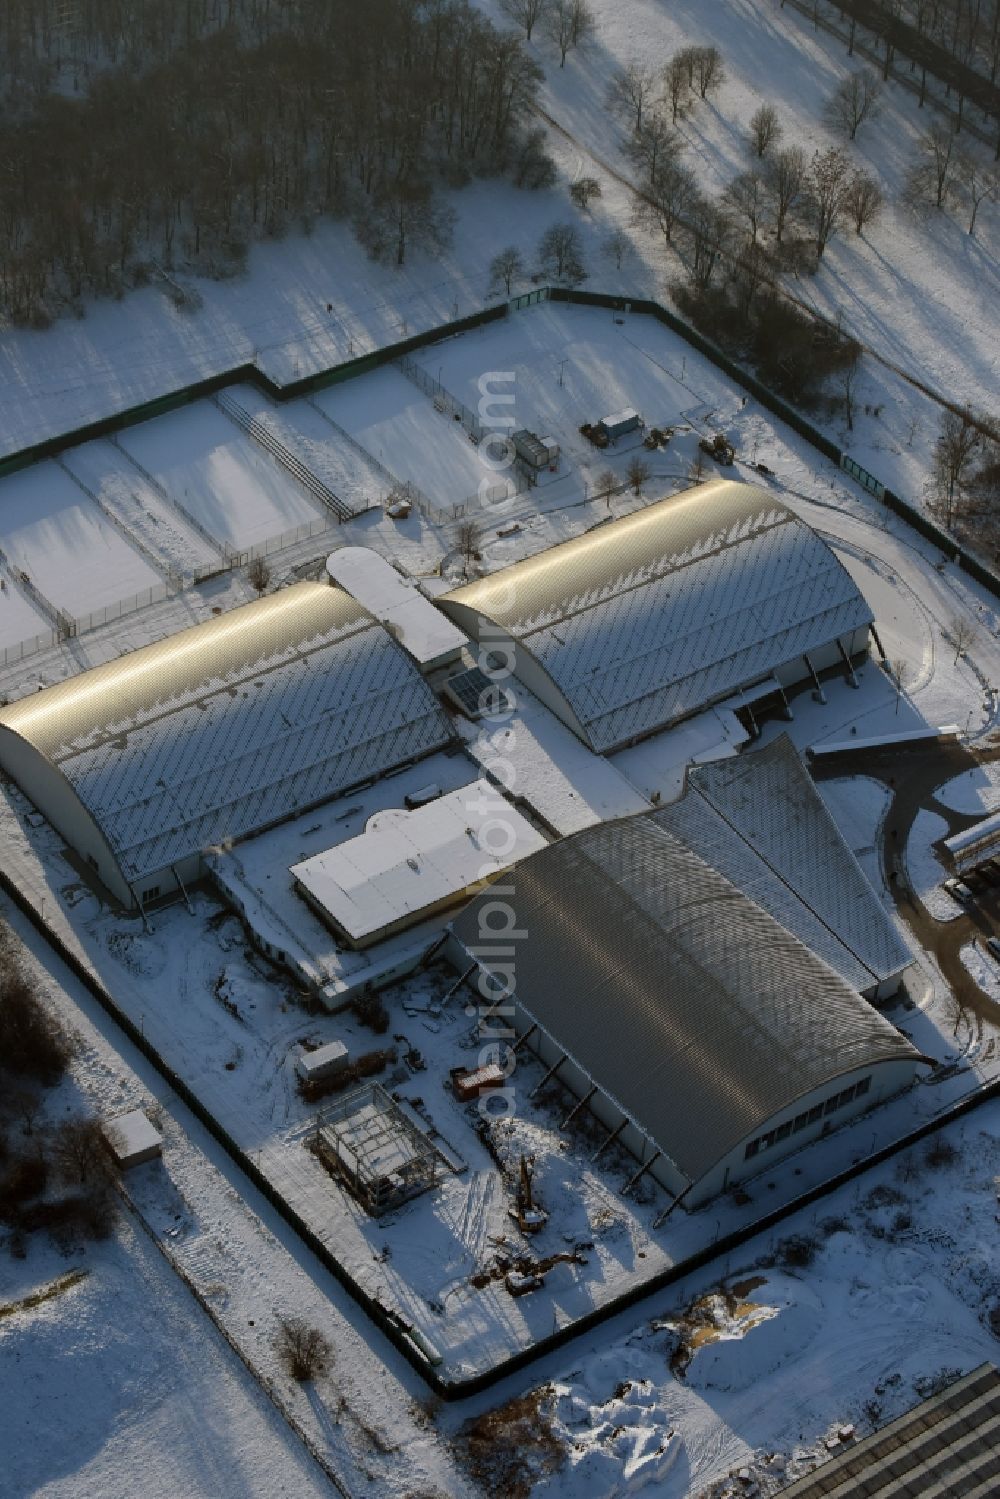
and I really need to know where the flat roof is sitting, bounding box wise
[326,547,466,669]
[291,778,546,944]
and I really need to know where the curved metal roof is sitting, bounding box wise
[662,735,914,992]
[440,481,873,752]
[0,582,453,886]
[451,811,917,1187]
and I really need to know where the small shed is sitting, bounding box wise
[598,409,641,441]
[104,1110,162,1170]
[296,1040,350,1084]
[513,430,560,469]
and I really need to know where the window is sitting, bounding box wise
[775,1121,793,1142]
[838,1084,857,1107]
[807,1104,823,1124]
[855,1076,871,1097]
[142,885,160,902]
[744,1139,760,1161]
[824,1095,840,1116]
[793,1112,809,1133]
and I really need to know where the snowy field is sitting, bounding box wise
[0,461,162,623]
[62,439,221,578]
[0,1216,333,1499]
[116,402,324,550]
[228,384,393,513]
[310,366,491,508]
[905,808,959,923]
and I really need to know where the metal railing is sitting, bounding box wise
[214,391,354,522]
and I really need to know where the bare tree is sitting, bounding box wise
[748,103,782,159]
[9,1088,42,1137]
[595,468,618,508]
[489,245,525,296]
[840,357,861,431]
[623,114,679,181]
[246,556,271,594]
[724,170,766,242]
[693,45,725,100]
[545,0,594,65]
[765,145,808,242]
[600,228,632,270]
[355,182,455,268]
[809,147,852,257]
[607,63,656,134]
[844,170,884,234]
[949,614,978,663]
[688,198,734,290]
[634,160,698,245]
[908,121,959,210]
[569,176,602,211]
[275,1318,333,1382]
[537,221,586,283]
[626,456,650,495]
[933,410,980,526]
[500,0,549,41]
[825,69,883,140]
[663,54,691,121]
[956,152,998,236]
[456,521,481,566]
[54,1117,109,1185]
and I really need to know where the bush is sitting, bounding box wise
[778,1233,818,1269]
[0,1151,49,1219]
[0,970,71,1084]
[925,1137,958,1169]
[275,1317,332,1381]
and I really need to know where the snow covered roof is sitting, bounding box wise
[0,582,453,887]
[439,481,873,753]
[944,811,1000,869]
[658,735,913,993]
[292,778,546,946]
[325,547,466,670]
[451,811,917,1188]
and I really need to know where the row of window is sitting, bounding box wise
[744,1076,872,1162]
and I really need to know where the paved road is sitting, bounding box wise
[812,735,1000,1031]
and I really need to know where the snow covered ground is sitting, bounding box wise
[0,461,162,627]
[62,439,221,578]
[310,366,492,509]
[816,776,890,898]
[448,1097,1000,1497]
[0,575,50,658]
[0,1216,334,1499]
[905,808,959,923]
[228,385,393,513]
[962,941,1000,1004]
[935,764,1000,817]
[116,403,325,550]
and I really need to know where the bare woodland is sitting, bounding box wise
[0,0,551,324]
